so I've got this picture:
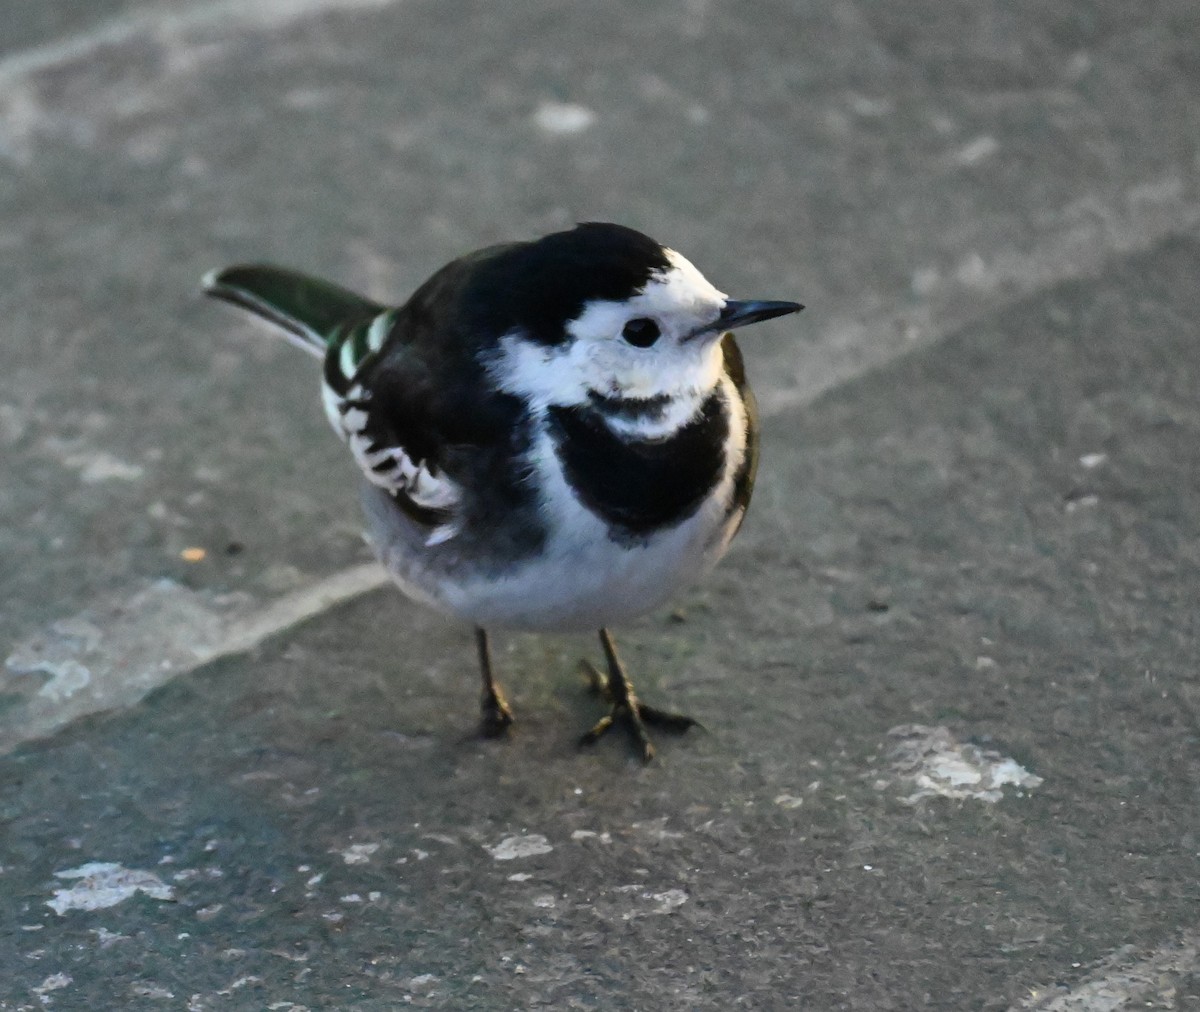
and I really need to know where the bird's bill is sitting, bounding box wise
[688,299,804,340]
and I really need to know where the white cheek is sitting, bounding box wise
[616,365,660,398]
[582,344,648,395]
[486,334,587,411]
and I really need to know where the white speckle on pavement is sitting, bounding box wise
[58,449,146,483]
[631,818,683,841]
[911,266,942,297]
[848,94,892,117]
[90,927,129,948]
[485,834,553,861]
[131,983,175,999]
[886,725,1043,803]
[648,889,688,914]
[32,658,92,702]
[532,100,595,135]
[32,972,72,997]
[954,135,999,165]
[47,862,174,915]
[336,843,380,865]
[954,252,994,289]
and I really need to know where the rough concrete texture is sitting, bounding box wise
[2,1,1199,1009]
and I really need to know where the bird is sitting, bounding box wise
[203,222,802,761]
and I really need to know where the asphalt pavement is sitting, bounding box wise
[2,2,1199,1009]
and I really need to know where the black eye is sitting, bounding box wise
[621,318,660,348]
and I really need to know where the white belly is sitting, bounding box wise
[442,495,736,631]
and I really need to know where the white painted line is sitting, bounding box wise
[1014,931,1200,1010]
[2,563,389,755]
[759,176,1200,418]
[219,563,389,657]
[0,0,396,88]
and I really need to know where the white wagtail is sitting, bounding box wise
[204,223,802,761]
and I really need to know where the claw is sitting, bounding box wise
[577,630,699,762]
[479,690,514,739]
[579,659,609,697]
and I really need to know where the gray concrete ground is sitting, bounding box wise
[3,1,1200,1008]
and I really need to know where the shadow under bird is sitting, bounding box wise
[203,222,803,761]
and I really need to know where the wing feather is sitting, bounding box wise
[322,318,463,538]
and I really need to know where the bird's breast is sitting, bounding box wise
[361,377,754,632]
[545,390,731,541]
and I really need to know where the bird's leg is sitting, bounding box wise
[475,627,514,737]
[579,628,699,762]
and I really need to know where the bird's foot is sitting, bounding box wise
[475,627,514,738]
[578,660,699,762]
[479,686,515,739]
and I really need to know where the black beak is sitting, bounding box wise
[690,299,804,340]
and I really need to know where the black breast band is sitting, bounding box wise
[548,392,729,538]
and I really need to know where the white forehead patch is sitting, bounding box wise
[655,248,728,317]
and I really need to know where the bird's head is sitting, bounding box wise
[477,223,802,430]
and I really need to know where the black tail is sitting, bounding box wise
[203,264,385,358]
